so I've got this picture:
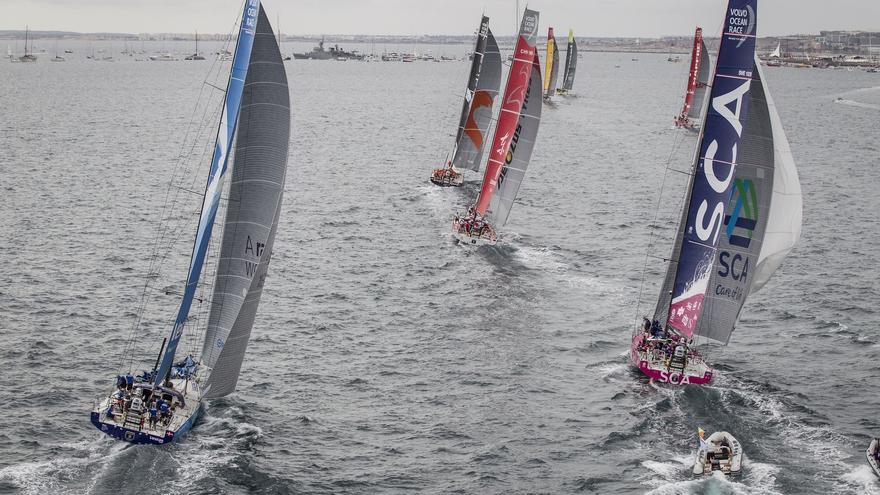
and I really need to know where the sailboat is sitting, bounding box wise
[185,31,207,60]
[766,41,782,67]
[674,27,712,129]
[631,0,803,386]
[90,0,291,444]
[452,8,542,246]
[557,29,578,96]
[18,26,37,62]
[429,15,502,187]
[542,27,559,102]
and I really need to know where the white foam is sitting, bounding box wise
[840,465,880,494]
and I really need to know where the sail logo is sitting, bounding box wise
[728,4,755,47]
[521,12,538,38]
[465,91,494,149]
[724,178,758,248]
[499,78,532,188]
[243,0,259,33]
[694,79,751,245]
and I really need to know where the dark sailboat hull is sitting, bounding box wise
[91,403,201,445]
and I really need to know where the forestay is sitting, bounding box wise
[201,6,291,397]
[154,0,261,387]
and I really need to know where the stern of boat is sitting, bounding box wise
[452,218,497,246]
[630,332,713,385]
[429,168,463,187]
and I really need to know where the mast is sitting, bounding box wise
[474,8,540,217]
[153,0,262,387]
[659,0,758,338]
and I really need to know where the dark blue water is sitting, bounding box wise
[1,42,879,494]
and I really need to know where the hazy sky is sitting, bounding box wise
[4,0,878,37]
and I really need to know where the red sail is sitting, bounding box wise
[474,9,539,217]
[680,27,703,118]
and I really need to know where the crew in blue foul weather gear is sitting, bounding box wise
[650,319,665,339]
[159,400,171,425]
[148,403,158,429]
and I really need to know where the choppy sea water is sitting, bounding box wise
[1,40,879,494]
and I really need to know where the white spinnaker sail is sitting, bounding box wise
[751,58,803,292]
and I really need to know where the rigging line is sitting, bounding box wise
[632,124,690,330]
[119,5,245,375]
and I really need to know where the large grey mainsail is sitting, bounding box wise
[562,30,577,91]
[451,19,502,172]
[688,39,712,120]
[201,6,290,398]
[488,53,542,225]
[693,56,801,344]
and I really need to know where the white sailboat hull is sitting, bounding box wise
[866,439,880,478]
[693,431,743,476]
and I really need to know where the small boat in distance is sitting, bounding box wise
[556,29,578,96]
[632,0,802,386]
[542,27,559,102]
[429,15,502,188]
[293,36,363,60]
[184,31,206,60]
[18,26,37,62]
[453,8,542,246]
[150,53,177,61]
[693,429,743,476]
[674,27,711,129]
[91,0,290,444]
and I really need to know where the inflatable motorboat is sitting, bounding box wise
[693,431,742,476]
[866,438,880,478]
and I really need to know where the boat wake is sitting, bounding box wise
[834,97,880,111]
[641,454,783,495]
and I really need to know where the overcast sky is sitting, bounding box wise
[4,0,878,37]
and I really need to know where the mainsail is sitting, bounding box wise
[154,0,261,386]
[681,27,713,120]
[562,29,578,92]
[543,27,559,98]
[692,56,801,343]
[201,6,291,397]
[474,8,539,217]
[657,0,758,338]
[451,17,502,172]
[488,52,542,225]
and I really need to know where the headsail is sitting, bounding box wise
[201,6,291,398]
[693,56,801,343]
[562,29,578,91]
[543,27,559,98]
[154,0,261,386]
[488,52,542,225]
[690,37,713,119]
[750,58,802,292]
[474,8,539,217]
[659,0,758,338]
[451,17,502,173]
